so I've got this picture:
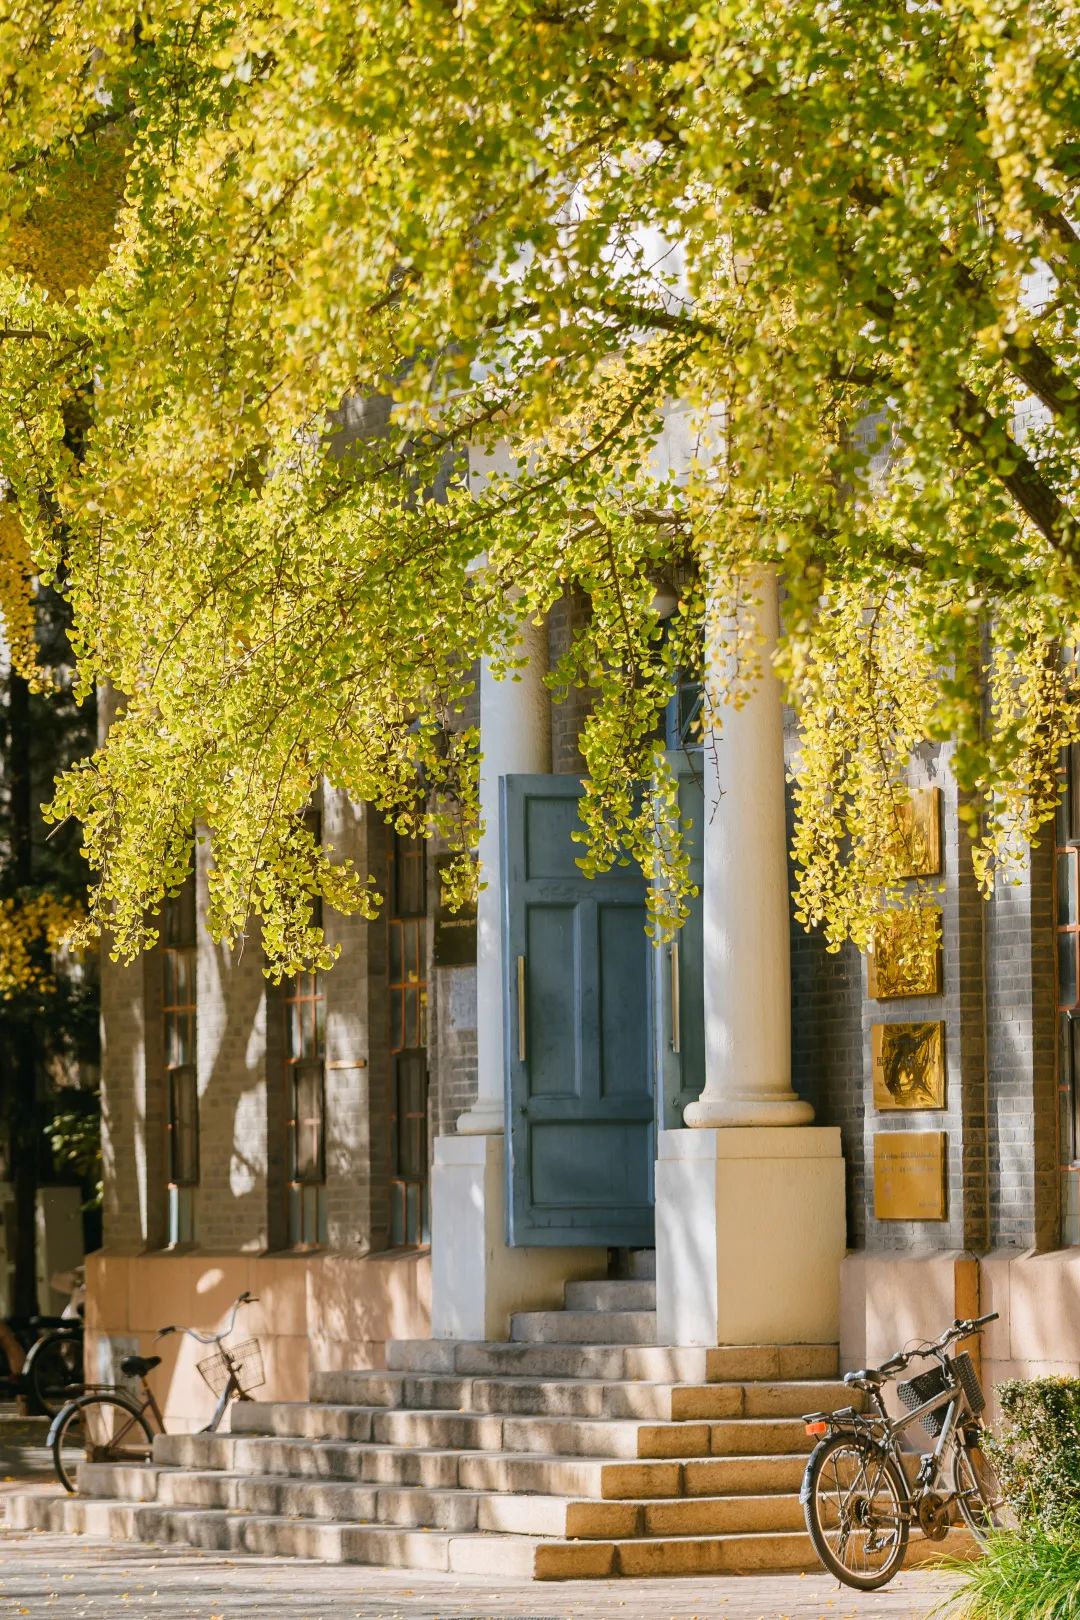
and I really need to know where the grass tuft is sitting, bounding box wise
[938,1508,1080,1620]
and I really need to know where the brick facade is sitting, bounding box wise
[96,659,1070,1321]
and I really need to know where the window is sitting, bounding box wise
[284,820,327,1247]
[163,877,198,1244]
[1054,744,1080,1239]
[387,832,429,1246]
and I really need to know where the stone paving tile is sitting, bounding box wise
[0,1530,960,1620]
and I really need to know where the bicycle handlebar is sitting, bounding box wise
[154,1291,258,1345]
[859,1312,999,1383]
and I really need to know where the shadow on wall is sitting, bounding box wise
[84,1248,431,1431]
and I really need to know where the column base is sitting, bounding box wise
[430,1134,605,1341]
[453,1100,505,1136]
[656,1127,846,1346]
[683,1093,815,1127]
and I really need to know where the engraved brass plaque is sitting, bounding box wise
[872,1021,946,1110]
[867,908,942,1000]
[893,787,942,878]
[874,1131,947,1221]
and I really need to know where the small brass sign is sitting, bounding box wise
[874,1131,947,1221]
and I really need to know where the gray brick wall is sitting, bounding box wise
[194,830,270,1252]
[789,733,1060,1259]
[985,834,1059,1250]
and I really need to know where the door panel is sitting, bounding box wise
[655,752,707,1129]
[504,775,655,1247]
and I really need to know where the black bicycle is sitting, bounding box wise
[49,1292,263,1493]
[801,1312,1008,1590]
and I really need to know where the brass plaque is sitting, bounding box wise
[872,1021,945,1110]
[867,908,942,1000]
[893,787,942,878]
[874,1131,947,1221]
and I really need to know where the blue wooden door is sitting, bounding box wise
[655,752,706,1128]
[503,775,654,1247]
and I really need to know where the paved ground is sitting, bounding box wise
[0,1408,963,1620]
[0,1534,962,1620]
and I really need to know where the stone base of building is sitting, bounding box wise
[430,1134,605,1341]
[840,1248,1080,1420]
[84,1246,431,1430]
[655,1126,846,1346]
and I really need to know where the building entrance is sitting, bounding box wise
[501,771,704,1247]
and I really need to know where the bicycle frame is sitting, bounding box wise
[810,1351,981,1515]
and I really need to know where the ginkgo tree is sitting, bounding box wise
[0,0,1078,973]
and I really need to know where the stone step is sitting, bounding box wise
[243,1375,852,1425]
[707,1418,814,1457]
[383,1339,837,1383]
[230,1402,732,1460]
[6,1491,545,1574]
[81,1460,811,1538]
[535,1529,818,1579]
[625,1250,656,1280]
[7,1487,974,1581]
[563,1279,656,1311]
[231,1399,818,1462]
[510,1310,657,1345]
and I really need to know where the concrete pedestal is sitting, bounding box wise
[431,1135,605,1341]
[656,1126,846,1346]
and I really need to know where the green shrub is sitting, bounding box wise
[989,1378,1080,1529]
[944,1509,1080,1620]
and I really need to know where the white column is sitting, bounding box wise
[684,569,813,1128]
[454,621,551,1134]
[655,569,846,1347]
[431,615,604,1338]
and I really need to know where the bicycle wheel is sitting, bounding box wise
[50,1393,153,1494]
[952,1431,1014,1538]
[803,1433,910,1591]
[28,1333,83,1417]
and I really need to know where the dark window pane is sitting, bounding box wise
[404,922,419,983]
[405,989,419,1047]
[169,1065,199,1185]
[390,989,404,1050]
[394,836,426,917]
[389,922,403,983]
[1061,932,1079,1007]
[1071,744,1080,841]
[291,1061,324,1182]
[402,1117,426,1180]
[288,998,304,1061]
[389,1184,405,1247]
[164,877,196,948]
[1060,853,1078,928]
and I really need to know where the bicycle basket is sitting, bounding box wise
[896,1352,985,1438]
[196,1337,265,1399]
[897,1364,951,1437]
[952,1351,986,1418]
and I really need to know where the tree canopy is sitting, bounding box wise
[0,0,1078,970]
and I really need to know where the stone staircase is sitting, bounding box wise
[7,1255,948,1579]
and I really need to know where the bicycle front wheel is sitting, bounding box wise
[28,1333,83,1417]
[51,1394,154,1494]
[803,1433,910,1591]
[952,1431,1014,1539]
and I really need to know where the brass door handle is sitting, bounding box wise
[516,955,527,1062]
[670,940,681,1055]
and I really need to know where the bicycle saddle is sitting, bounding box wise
[844,1368,885,1387]
[120,1354,161,1377]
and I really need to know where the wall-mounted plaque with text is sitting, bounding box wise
[874,1131,947,1221]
